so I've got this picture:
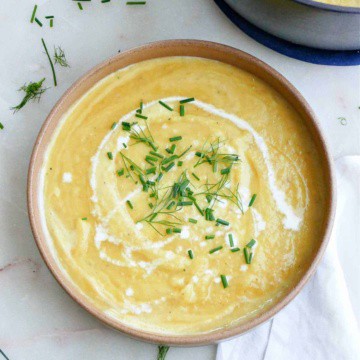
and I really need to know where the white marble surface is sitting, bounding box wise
[0,0,359,359]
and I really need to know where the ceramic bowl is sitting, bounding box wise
[224,0,360,50]
[27,40,336,345]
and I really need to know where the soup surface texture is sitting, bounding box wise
[41,57,328,335]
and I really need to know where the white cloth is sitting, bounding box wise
[217,156,360,360]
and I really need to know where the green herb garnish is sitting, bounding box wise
[180,97,195,104]
[30,4,38,23]
[188,218,197,224]
[246,239,256,248]
[228,234,234,247]
[54,46,70,67]
[249,194,257,207]
[157,345,169,360]
[41,38,57,86]
[126,200,134,209]
[180,104,185,116]
[107,152,113,160]
[159,100,173,111]
[205,235,215,240]
[169,136,182,142]
[135,113,147,120]
[188,249,194,259]
[220,274,228,288]
[209,246,223,254]
[216,218,229,226]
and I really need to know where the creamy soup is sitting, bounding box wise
[314,0,359,6]
[41,57,328,334]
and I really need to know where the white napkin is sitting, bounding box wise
[217,156,360,360]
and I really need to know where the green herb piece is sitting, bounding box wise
[54,46,70,67]
[157,345,170,360]
[221,167,230,175]
[166,201,175,210]
[107,152,113,160]
[146,167,156,174]
[162,162,175,172]
[244,248,252,264]
[30,5,38,23]
[166,228,173,234]
[41,38,57,86]
[220,275,228,288]
[246,239,256,248]
[156,173,163,182]
[206,194,212,203]
[126,200,133,209]
[192,172,200,181]
[177,160,183,167]
[209,246,223,254]
[81,217,87,221]
[169,136,182,142]
[77,2,83,10]
[150,151,164,159]
[162,155,178,165]
[0,122,3,130]
[11,78,47,112]
[159,100,173,111]
[177,201,193,206]
[188,218,197,224]
[101,0,110,2]
[216,218,229,226]
[127,1,146,4]
[249,194,257,207]
[149,203,154,209]
[228,234,234,247]
[195,151,204,158]
[180,97,195,104]
[180,104,185,116]
[231,247,240,252]
[45,15,54,19]
[50,18,54,27]
[35,17,43,27]
[173,228,182,233]
[205,208,215,221]
[188,249,194,259]
[169,144,176,154]
[135,113,147,120]
[117,169,124,176]
[205,235,215,240]
[111,122,117,130]
[146,155,158,163]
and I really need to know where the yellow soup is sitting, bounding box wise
[314,0,359,6]
[42,57,328,335]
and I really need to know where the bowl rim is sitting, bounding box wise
[27,39,336,346]
[292,0,360,14]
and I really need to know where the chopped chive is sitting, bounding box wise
[209,246,223,254]
[45,15,54,19]
[126,200,133,209]
[135,113,147,120]
[35,18,43,27]
[180,97,195,104]
[180,104,185,116]
[177,161,183,167]
[177,201,193,206]
[195,151,204,158]
[50,18,53,27]
[221,167,230,175]
[101,0,110,2]
[111,122,117,130]
[162,162,175,172]
[149,142,157,151]
[162,155,178,165]
[169,144,176,154]
[205,235,215,240]
[246,239,256,248]
[0,122,4,130]
[216,218,229,226]
[30,5,38,23]
[77,2,83,10]
[145,158,155,166]
[249,194,257,207]
[149,213,157,222]
[138,101,143,114]
[117,169,124,176]
[146,155,158,163]
[192,172,200,181]
[122,121,131,131]
[146,167,156,174]
[244,248,251,264]
[159,100,173,111]
[166,201,175,210]
[107,152,113,160]
[126,1,146,4]
[169,136,182,142]
[173,228,181,233]
[206,194,212,203]
[149,203,154,209]
[146,180,155,186]
[188,249,194,260]
[41,38,57,87]
[81,217,87,221]
[166,228,173,234]
[213,161,218,173]
[123,143,127,149]
[150,151,164,159]
[188,218,197,224]
[229,234,234,247]
[220,275,228,288]
[156,173,163,182]
[231,247,240,252]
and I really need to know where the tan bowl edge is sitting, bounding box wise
[27,39,336,346]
